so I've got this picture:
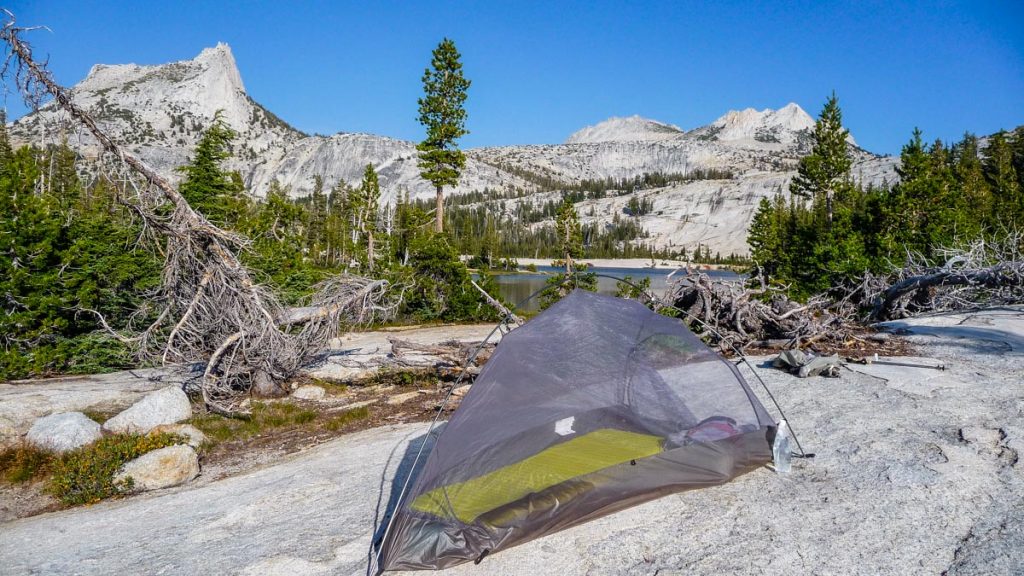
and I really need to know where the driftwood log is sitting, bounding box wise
[388,337,494,376]
[0,14,401,415]
[661,272,850,352]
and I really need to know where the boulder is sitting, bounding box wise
[103,386,192,435]
[25,412,102,453]
[292,385,327,401]
[451,385,472,398]
[114,445,199,491]
[149,423,207,448]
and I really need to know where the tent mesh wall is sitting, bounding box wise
[379,290,776,571]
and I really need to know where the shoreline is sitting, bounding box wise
[510,257,744,272]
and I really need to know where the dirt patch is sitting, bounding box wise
[194,373,463,482]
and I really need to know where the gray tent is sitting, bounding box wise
[378,290,776,571]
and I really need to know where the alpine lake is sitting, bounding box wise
[488,265,743,313]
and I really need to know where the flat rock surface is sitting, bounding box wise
[0,367,192,447]
[1,308,1022,575]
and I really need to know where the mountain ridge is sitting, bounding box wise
[9,44,898,255]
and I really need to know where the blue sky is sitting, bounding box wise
[8,1,1024,154]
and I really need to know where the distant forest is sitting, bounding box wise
[423,167,743,264]
[748,95,1024,299]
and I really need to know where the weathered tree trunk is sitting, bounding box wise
[870,261,1021,321]
[367,230,375,272]
[435,185,444,233]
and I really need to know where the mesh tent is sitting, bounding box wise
[378,290,777,571]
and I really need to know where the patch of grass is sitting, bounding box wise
[303,377,349,396]
[0,444,55,484]
[82,409,116,424]
[188,401,319,445]
[48,432,184,506]
[323,406,371,432]
[360,368,437,389]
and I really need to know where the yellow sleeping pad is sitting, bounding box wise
[410,428,663,523]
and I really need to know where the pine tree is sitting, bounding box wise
[951,133,990,235]
[177,111,241,223]
[790,92,852,226]
[356,164,381,271]
[539,199,595,308]
[554,198,583,275]
[747,196,781,278]
[983,130,1022,226]
[417,38,470,233]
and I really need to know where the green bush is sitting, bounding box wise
[399,234,499,322]
[48,432,184,506]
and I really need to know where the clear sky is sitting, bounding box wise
[8,1,1024,154]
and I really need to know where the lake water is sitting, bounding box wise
[490,265,742,313]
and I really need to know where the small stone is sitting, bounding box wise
[149,423,207,448]
[26,412,102,453]
[251,370,286,398]
[115,445,199,492]
[386,391,421,405]
[292,385,327,401]
[451,385,472,398]
[103,386,192,435]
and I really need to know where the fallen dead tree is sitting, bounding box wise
[868,235,1024,321]
[388,337,495,375]
[662,235,1024,352]
[660,271,856,352]
[0,14,401,415]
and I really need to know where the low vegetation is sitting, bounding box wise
[0,432,185,506]
[0,443,54,484]
[323,406,371,432]
[48,432,186,505]
[188,401,319,445]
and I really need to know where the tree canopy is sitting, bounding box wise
[417,38,470,233]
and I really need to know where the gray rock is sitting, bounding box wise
[252,370,287,398]
[149,423,207,449]
[25,412,102,453]
[291,385,326,401]
[114,445,199,492]
[1,308,1022,575]
[103,386,192,435]
[0,366,186,448]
